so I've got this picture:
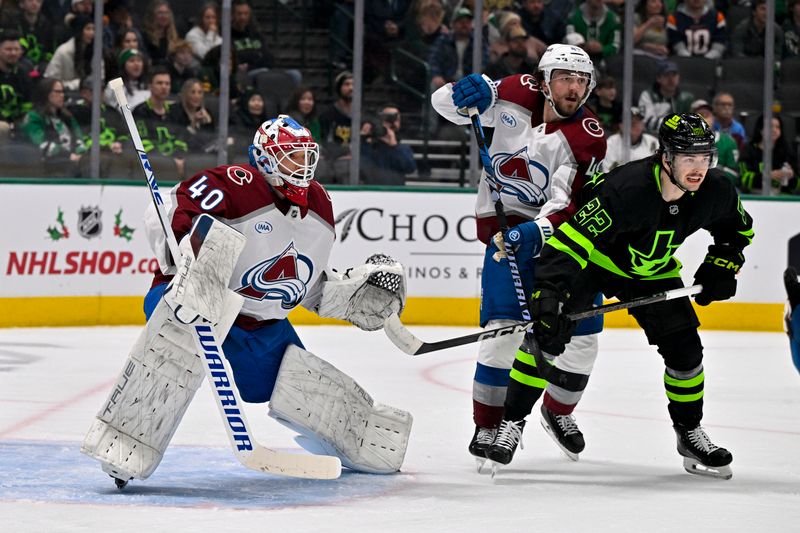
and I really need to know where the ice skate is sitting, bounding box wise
[468,426,497,472]
[486,419,525,476]
[539,404,585,461]
[674,425,733,480]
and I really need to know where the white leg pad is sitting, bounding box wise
[81,291,241,480]
[268,345,413,474]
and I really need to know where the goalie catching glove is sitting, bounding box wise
[317,254,406,331]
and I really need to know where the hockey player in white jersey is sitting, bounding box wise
[82,116,412,486]
[431,44,607,467]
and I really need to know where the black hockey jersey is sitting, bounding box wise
[537,156,754,291]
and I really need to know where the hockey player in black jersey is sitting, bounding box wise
[490,113,753,479]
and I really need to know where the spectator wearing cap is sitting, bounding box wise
[360,103,417,186]
[185,3,223,60]
[565,0,621,63]
[711,91,747,151]
[692,98,739,185]
[166,40,200,96]
[44,15,101,91]
[637,60,694,134]
[0,29,33,140]
[515,0,566,56]
[602,107,658,172]
[428,7,489,91]
[104,48,149,108]
[587,75,622,136]
[13,0,56,74]
[319,70,354,182]
[485,25,537,80]
[667,0,727,59]
[731,0,784,58]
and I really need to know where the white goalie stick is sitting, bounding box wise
[384,285,703,356]
[108,78,341,480]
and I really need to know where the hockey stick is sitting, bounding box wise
[466,107,532,324]
[384,285,703,356]
[108,78,341,480]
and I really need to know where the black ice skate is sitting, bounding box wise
[674,425,733,480]
[468,426,497,472]
[486,419,526,476]
[539,404,585,461]
[785,266,800,310]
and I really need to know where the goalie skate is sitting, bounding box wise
[675,425,733,480]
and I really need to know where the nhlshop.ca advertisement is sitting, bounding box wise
[0,183,797,327]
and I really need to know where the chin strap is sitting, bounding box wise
[663,152,690,193]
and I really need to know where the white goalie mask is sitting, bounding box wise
[248,115,320,206]
[537,44,596,118]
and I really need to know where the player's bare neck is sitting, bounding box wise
[660,171,686,202]
[542,103,560,124]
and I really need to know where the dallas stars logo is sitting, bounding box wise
[629,231,680,277]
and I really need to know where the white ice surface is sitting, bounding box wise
[1,325,798,532]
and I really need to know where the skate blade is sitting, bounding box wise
[682,457,733,480]
[475,457,487,473]
[539,417,580,462]
[490,461,502,479]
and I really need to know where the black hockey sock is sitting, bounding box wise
[503,348,546,421]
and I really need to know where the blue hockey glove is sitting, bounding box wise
[693,244,744,306]
[504,221,544,259]
[451,74,497,113]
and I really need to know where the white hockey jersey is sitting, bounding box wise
[144,164,335,326]
[431,74,607,244]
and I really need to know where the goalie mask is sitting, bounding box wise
[249,115,320,206]
[537,44,596,119]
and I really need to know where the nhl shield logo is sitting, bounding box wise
[78,206,102,239]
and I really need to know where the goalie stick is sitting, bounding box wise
[384,285,703,356]
[108,77,341,480]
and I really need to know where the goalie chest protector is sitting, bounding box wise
[146,164,335,322]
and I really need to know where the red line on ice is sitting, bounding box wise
[0,379,114,439]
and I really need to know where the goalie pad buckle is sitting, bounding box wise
[317,254,406,331]
[268,345,413,474]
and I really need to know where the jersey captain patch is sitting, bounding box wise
[492,147,549,207]
[235,242,314,308]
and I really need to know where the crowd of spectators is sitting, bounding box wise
[0,0,798,193]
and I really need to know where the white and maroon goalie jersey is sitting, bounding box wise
[144,163,335,323]
[431,73,607,244]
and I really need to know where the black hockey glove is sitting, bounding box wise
[529,286,575,355]
[693,244,745,306]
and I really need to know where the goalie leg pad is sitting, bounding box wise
[81,292,241,480]
[317,254,406,331]
[267,345,413,474]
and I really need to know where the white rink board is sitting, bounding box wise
[0,183,796,303]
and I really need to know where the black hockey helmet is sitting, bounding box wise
[658,113,716,154]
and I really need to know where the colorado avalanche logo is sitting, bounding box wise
[491,147,549,207]
[235,242,314,308]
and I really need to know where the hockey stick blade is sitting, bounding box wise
[384,285,703,356]
[112,77,341,480]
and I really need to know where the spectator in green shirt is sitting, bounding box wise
[692,99,739,186]
[565,0,621,63]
